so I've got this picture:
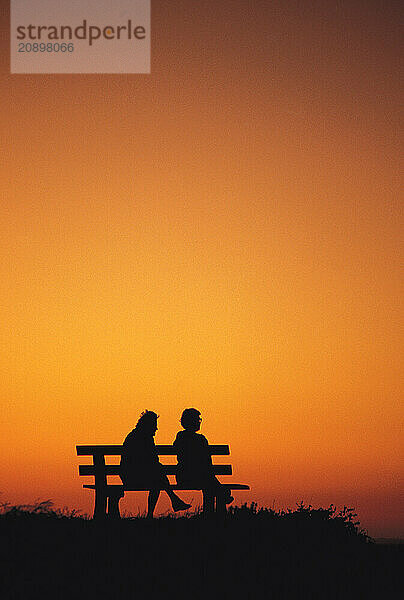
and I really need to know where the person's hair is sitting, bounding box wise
[180,408,201,429]
[135,410,158,431]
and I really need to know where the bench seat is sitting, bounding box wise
[83,483,250,491]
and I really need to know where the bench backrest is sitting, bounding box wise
[76,444,232,488]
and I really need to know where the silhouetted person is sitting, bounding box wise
[173,408,233,508]
[120,410,191,518]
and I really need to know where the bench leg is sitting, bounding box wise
[108,494,123,520]
[94,489,107,520]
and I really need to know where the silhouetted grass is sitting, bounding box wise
[0,500,402,599]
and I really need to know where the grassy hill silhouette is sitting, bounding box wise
[1,500,402,599]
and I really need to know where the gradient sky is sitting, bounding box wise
[0,1,402,537]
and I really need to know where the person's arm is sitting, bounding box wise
[200,435,213,469]
[173,432,184,462]
[149,438,162,466]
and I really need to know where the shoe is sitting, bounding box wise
[172,499,192,512]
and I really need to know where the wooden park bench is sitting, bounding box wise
[76,444,249,519]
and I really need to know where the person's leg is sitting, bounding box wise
[159,474,191,512]
[208,475,233,506]
[202,489,215,514]
[147,489,160,518]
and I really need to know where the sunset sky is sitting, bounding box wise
[0,1,402,537]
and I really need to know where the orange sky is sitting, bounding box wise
[0,1,402,537]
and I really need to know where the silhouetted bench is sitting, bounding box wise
[76,444,249,519]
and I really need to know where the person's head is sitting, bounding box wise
[180,408,202,432]
[135,410,159,436]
